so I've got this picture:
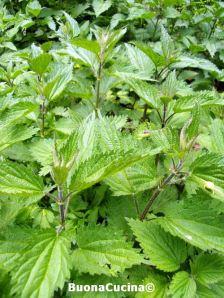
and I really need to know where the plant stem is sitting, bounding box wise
[156,61,173,80]
[57,186,65,227]
[164,112,175,125]
[156,109,163,122]
[132,194,140,216]
[208,19,217,39]
[142,104,148,121]
[41,100,45,137]
[64,193,72,220]
[95,61,103,117]
[152,16,159,40]
[38,74,46,138]
[161,104,167,128]
[140,160,183,220]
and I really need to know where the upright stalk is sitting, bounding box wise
[64,193,72,220]
[140,160,183,220]
[161,104,167,128]
[40,99,45,137]
[38,75,46,138]
[95,61,103,116]
[142,104,148,121]
[57,186,65,227]
[208,19,217,39]
[132,194,140,216]
[152,17,159,40]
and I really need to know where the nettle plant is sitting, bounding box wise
[1,0,224,297]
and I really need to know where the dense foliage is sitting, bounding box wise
[0,0,224,297]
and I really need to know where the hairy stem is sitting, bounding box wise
[95,61,103,117]
[161,104,167,128]
[164,112,175,125]
[38,74,46,138]
[41,100,45,137]
[152,15,160,40]
[142,104,148,121]
[156,61,173,80]
[57,186,65,227]
[132,195,140,216]
[208,19,217,39]
[156,109,163,122]
[64,193,72,220]
[140,160,183,220]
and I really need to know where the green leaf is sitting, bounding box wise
[185,106,200,141]
[92,0,112,17]
[66,44,99,75]
[151,186,179,214]
[134,41,166,67]
[155,194,224,253]
[161,71,179,100]
[136,271,168,298]
[208,119,224,153]
[0,125,37,153]
[126,79,160,108]
[94,116,130,152]
[69,147,159,193]
[0,161,45,199]
[210,281,224,297]
[72,225,143,276]
[0,101,38,129]
[44,64,73,101]
[63,12,80,38]
[3,143,32,162]
[31,207,54,229]
[0,268,11,297]
[161,26,174,60]
[149,127,179,153]
[180,106,200,150]
[125,44,155,79]
[71,39,100,55]
[10,229,72,298]
[189,153,224,202]
[1,42,17,51]
[58,132,79,166]
[26,0,42,17]
[0,228,31,270]
[0,199,23,229]
[128,219,187,272]
[174,91,224,112]
[196,280,224,297]
[106,196,141,235]
[29,138,53,175]
[128,7,155,20]
[94,27,127,58]
[173,55,220,73]
[52,131,80,185]
[30,53,52,75]
[168,271,197,298]
[76,114,96,162]
[105,157,158,196]
[191,254,224,285]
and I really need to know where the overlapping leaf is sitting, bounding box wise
[155,193,224,252]
[0,161,45,199]
[105,157,158,196]
[5,229,72,298]
[128,219,187,272]
[72,225,144,276]
[189,153,224,202]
